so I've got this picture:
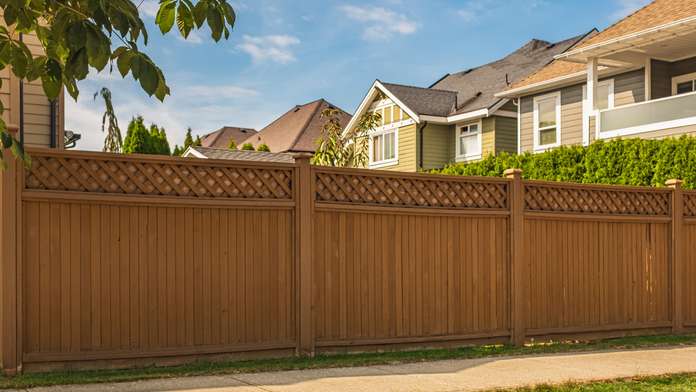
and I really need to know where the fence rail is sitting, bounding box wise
[0,149,694,373]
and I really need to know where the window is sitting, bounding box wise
[370,130,396,165]
[455,122,482,160]
[672,72,696,95]
[533,92,561,150]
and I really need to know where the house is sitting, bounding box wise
[184,146,295,163]
[200,126,257,148]
[241,99,351,153]
[497,0,696,153]
[3,30,66,149]
[345,35,589,172]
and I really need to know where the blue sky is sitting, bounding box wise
[67,0,651,151]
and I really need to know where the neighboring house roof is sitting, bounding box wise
[507,0,696,92]
[201,126,258,148]
[379,82,457,117]
[346,34,588,131]
[184,146,295,163]
[431,35,590,114]
[242,99,352,153]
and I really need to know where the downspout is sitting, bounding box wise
[49,100,57,148]
[18,33,24,145]
[513,98,521,154]
[418,121,427,171]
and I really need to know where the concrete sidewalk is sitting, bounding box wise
[19,346,696,392]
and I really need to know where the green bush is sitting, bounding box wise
[434,137,696,189]
[241,143,255,151]
[228,138,237,150]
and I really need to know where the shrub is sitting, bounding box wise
[434,137,696,189]
[257,143,271,152]
[241,143,255,151]
[228,139,237,150]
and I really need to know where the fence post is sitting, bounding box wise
[667,179,683,333]
[294,153,315,356]
[0,155,20,375]
[504,168,525,346]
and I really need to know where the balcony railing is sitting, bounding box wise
[598,91,696,138]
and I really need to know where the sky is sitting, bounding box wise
[66,0,652,151]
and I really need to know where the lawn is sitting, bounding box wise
[515,373,696,391]
[1,334,695,389]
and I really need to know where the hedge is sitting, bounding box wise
[434,136,696,189]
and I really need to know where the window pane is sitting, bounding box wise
[372,135,382,161]
[469,124,479,133]
[459,134,480,156]
[538,98,557,128]
[596,84,610,110]
[394,106,402,122]
[539,128,557,145]
[383,106,393,124]
[385,132,396,159]
[677,81,694,95]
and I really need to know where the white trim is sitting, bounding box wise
[421,108,489,124]
[644,57,652,101]
[344,80,421,135]
[492,110,518,118]
[183,147,208,158]
[671,71,696,95]
[368,126,399,168]
[582,78,615,146]
[454,120,483,162]
[555,16,696,62]
[597,116,696,139]
[533,92,561,152]
[516,98,521,154]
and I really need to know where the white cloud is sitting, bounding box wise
[138,0,159,18]
[340,5,418,41]
[177,30,204,44]
[177,84,259,100]
[457,0,493,22]
[613,0,651,18]
[237,35,301,64]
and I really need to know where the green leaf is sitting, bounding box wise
[176,2,193,38]
[85,27,110,71]
[222,2,236,26]
[67,48,89,80]
[66,23,87,51]
[116,50,133,77]
[192,0,208,27]
[138,58,158,95]
[155,0,177,34]
[207,6,223,41]
[41,59,63,100]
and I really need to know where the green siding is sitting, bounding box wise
[421,124,454,170]
[494,116,518,154]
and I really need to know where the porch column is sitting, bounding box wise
[586,57,598,111]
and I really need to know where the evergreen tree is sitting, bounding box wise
[122,117,151,154]
[183,128,195,149]
[257,143,271,152]
[228,138,237,150]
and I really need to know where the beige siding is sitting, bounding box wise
[520,68,645,153]
[498,100,517,112]
[494,116,517,154]
[651,59,672,99]
[379,123,417,172]
[421,123,453,170]
[481,117,495,157]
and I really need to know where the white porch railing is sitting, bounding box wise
[598,90,696,138]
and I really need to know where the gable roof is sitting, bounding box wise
[242,99,352,153]
[506,0,696,93]
[346,34,588,131]
[201,126,257,148]
[431,35,590,114]
[185,146,295,163]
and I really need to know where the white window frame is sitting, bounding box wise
[533,92,561,152]
[672,72,696,95]
[455,120,483,162]
[368,126,399,168]
[583,79,615,145]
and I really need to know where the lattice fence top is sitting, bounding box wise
[525,182,671,216]
[25,154,294,200]
[314,170,508,209]
[685,192,696,218]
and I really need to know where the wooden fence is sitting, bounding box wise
[0,148,694,373]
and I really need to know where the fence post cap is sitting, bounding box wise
[291,152,314,162]
[666,179,683,187]
[504,168,523,178]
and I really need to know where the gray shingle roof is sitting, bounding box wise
[187,147,295,163]
[379,34,589,117]
[379,82,457,117]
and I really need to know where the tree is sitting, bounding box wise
[228,138,237,150]
[312,108,381,168]
[122,117,150,154]
[94,87,122,152]
[257,143,270,152]
[241,143,255,151]
[149,125,171,155]
[0,0,236,166]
